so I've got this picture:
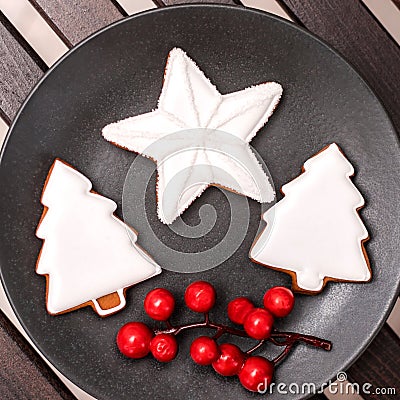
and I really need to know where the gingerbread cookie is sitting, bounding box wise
[36,159,162,316]
[250,143,371,293]
[102,48,282,224]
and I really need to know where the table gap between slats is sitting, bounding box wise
[0,0,68,66]
[362,0,400,44]
[360,0,400,48]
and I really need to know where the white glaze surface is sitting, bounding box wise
[103,48,282,224]
[250,144,370,292]
[36,160,161,315]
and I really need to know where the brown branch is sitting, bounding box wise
[154,313,331,363]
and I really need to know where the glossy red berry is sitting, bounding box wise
[184,281,216,313]
[144,288,175,321]
[238,356,274,392]
[190,336,220,365]
[116,322,153,359]
[212,343,245,376]
[244,308,274,340]
[150,334,178,362]
[263,286,295,318]
[227,297,254,325]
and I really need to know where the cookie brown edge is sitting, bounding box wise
[249,143,372,295]
[35,158,159,317]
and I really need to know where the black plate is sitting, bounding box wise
[1,5,399,400]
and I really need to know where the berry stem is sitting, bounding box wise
[270,331,332,366]
[273,343,295,365]
[156,317,248,338]
[245,339,266,355]
[154,314,331,358]
[270,331,332,351]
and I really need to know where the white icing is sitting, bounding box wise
[36,160,162,315]
[250,143,370,292]
[102,47,282,224]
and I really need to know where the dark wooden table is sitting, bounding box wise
[1,1,399,399]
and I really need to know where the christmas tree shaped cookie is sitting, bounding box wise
[250,143,371,293]
[36,159,162,316]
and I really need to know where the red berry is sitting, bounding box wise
[238,356,274,392]
[144,288,175,321]
[190,336,220,365]
[244,308,274,340]
[227,297,254,325]
[184,281,216,313]
[263,286,295,318]
[212,343,245,376]
[150,334,178,362]
[116,322,153,359]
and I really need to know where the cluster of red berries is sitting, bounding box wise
[117,281,297,393]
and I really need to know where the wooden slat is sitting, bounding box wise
[28,0,126,47]
[0,12,47,124]
[347,324,400,399]
[1,0,127,123]
[154,0,242,6]
[278,0,400,134]
[0,311,75,400]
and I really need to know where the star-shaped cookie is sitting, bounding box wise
[103,48,282,224]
